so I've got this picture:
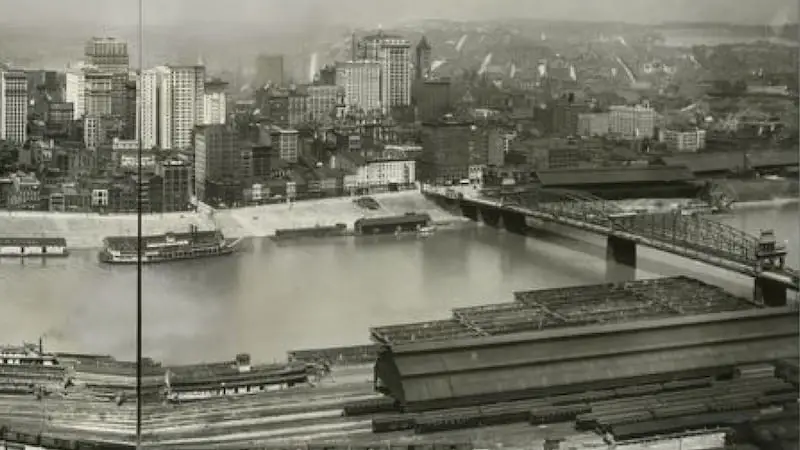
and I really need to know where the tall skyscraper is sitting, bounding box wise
[85,37,131,122]
[193,124,238,201]
[203,79,228,125]
[357,31,412,109]
[0,70,28,144]
[65,65,86,120]
[137,65,206,150]
[415,36,432,80]
[254,55,284,88]
[137,68,160,149]
[84,69,113,117]
[84,37,129,72]
[335,61,382,113]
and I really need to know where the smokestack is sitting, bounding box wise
[39,336,43,355]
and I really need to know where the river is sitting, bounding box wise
[0,202,796,365]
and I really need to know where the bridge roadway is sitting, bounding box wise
[422,185,798,304]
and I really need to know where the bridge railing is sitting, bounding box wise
[492,189,762,268]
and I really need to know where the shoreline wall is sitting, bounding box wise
[0,188,795,250]
[0,191,462,249]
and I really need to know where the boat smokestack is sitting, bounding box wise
[39,336,43,355]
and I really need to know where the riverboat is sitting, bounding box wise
[99,225,241,264]
[0,237,68,257]
[0,340,58,366]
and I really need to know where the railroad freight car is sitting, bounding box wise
[39,434,80,449]
[372,414,416,433]
[529,404,591,425]
[414,407,482,434]
[609,411,754,440]
[343,396,398,416]
[479,398,552,426]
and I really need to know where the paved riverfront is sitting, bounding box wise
[0,201,796,365]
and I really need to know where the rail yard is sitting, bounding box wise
[0,276,797,450]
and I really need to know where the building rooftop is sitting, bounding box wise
[371,277,757,345]
[535,165,695,187]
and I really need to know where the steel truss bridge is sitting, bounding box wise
[424,185,798,293]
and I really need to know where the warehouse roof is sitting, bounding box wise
[660,153,743,174]
[375,307,798,409]
[660,150,798,174]
[535,166,695,187]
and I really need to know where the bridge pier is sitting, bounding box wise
[478,206,502,228]
[501,211,528,235]
[460,202,479,221]
[753,277,788,307]
[606,236,637,283]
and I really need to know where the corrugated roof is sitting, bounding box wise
[535,166,695,186]
[0,237,67,247]
[660,153,743,174]
[376,307,798,407]
[749,150,799,168]
[355,213,431,228]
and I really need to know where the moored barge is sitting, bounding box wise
[354,213,432,236]
[272,223,349,241]
[0,237,68,257]
[99,225,241,264]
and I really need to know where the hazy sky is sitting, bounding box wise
[0,0,796,29]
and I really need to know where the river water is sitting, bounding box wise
[1,203,796,365]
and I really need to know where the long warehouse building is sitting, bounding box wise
[374,306,799,411]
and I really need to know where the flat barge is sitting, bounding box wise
[272,223,349,241]
[354,213,432,236]
[99,225,241,264]
[0,237,68,257]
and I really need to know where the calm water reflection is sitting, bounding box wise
[0,203,796,365]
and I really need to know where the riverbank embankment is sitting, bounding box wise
[0,188,794,249]
[0,191,466,249]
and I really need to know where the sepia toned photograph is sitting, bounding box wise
[0,0,797,448]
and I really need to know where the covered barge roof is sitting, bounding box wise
[0,237,67,246]
[355,213,431,227]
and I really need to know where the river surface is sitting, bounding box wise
[0,203,797,365]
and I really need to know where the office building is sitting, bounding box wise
[254,55,284,88]
[317,65,336,85]
[414,79,451,121]
[84,37,129,72]
[335,61,382,113]
[153,158,191,212]
[138,65,206,150]
[262,126,299,163]
[660,128,707,152]
[357,31,412,109]
[419,120,488,183]
[84,69,113,117]
[577,112,610,137]
[0,70,28,144]
[203,79,228,125]
[415,36,432,80]
[306,85,342,125]
[609,102,657,140]
[65,65,86,120]
[193,124,238,201]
